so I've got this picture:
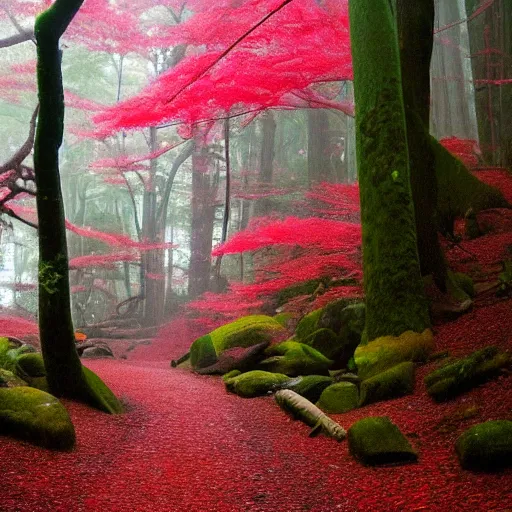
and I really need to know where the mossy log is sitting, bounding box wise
[425,346,510,401]
[275,389,346,441]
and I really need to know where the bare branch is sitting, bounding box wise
[0,105,39,174]
[0,30,34,48]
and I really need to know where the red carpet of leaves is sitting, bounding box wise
[1,305,511,511]
[1,170,512,512]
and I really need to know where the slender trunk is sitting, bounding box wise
[255,111,276,216]
[307,109,332,186]
[34,0,122,412]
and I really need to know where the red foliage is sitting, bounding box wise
[212,216,361,255]
[65,221,176,251]
[0,314,38,338]
[68,252,139,270]
[91,0,352,135]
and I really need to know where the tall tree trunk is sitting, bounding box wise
[307,109,332,186]
[395,0,447,288]
[34,0,122,413]
[188,145,215,298]
[349,0,431,342]
[254,111,276,216]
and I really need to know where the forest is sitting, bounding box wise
[0,0,511,511]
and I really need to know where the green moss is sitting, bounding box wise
[224,370,289,398]
[276,279,327,307]
[432,137,510,234]
[0,386,75,450]
[15,353,46,379]
[316,382,359,413]
[273,312,293,328]
[348,416,417,466]
[189,334,217,369]
[76,366,124,414]
[349,0,431,342]
[0,369,27,388]
[317,298,360,334]
[425,346,509,401]
[359,362,415,406]
[303,328,340,359]
[222,370,241,382]
[455,420,512,471]
[259,342,333,376]
[355,329,434,380]
[283,375,333,402]
[295,309,323,342]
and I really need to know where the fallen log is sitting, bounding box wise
[171,352,190,368]
[275,389,346,441]
[78,326,158,339]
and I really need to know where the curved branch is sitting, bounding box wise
[0,105,39,174]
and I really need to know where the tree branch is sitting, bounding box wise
[0,30,34,48]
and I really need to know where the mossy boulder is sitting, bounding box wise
[260,342,333,376]
[0,386,75,450]
[15,353,46,379]
[359,362,415,406]
[348,416,418,466]
[224,370,290,398]
[273,312,294,328]
[318,299,362,335]
[222,370,241,382]
[189,315,284,369]
[316,382,359,413]
[355,329,434,380]
[335,303,366,366]
[302,328,340,359]
[282,375,334,402]
[425,346,510,401]
[295,309,323,342]
[195,341,269,375]
[189,334,217,369]
[456,420,512,471]
[0,369,27,388]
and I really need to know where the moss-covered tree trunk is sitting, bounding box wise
[395,0,447,288]
[348,0,431,342]
[34,0,122,413]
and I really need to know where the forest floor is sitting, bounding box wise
[1,170,512,512]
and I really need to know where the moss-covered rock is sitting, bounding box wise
[303,328,340,359]
[0,369,27,388]
[295,309,323,342]
[189,334,217,369]
[259,342,333,376]
[222,370,241,382]
[334,303,366,368]
[451,272,475,299]
[189,315,284,369]
[425,346,509,401]
[282,375,334,403]
[355,329,434,380]
[359,362,415,406]
[273,312,294,328]
[318,299,361,334]
[0,386,75,450]
[316,382,359,413]
[224,370,290,398]
[348,416,418,466]
[15,353,46,379]
[455,420,512,471]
